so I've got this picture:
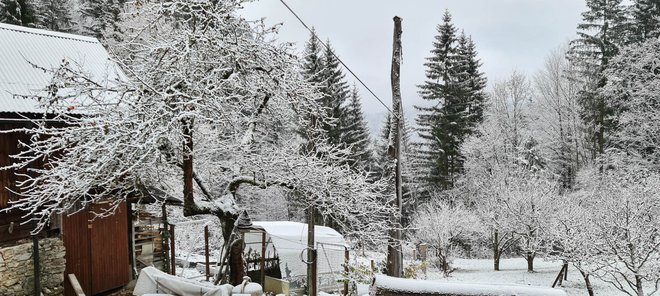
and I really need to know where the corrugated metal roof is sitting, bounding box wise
[0,23,121,114]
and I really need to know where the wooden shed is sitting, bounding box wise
[0,23,131,296]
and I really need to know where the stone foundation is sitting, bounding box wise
[0,238,66,296]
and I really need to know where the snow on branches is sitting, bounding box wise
[1,0,395,244]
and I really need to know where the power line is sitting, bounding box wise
[277,0,397,117]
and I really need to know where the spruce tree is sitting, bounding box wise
[416,10,458,191]
[629,0,660,42]
[341,85,373,171]
[569,0,628,157]
[0,0,37,26]
[299,29,325,148]
[455,33,487,136]
[415,11,486,192]
[319,40,350,148]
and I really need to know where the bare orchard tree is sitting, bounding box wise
[411,199,483,276]
[578,154,660,296]
[2,0,393,251]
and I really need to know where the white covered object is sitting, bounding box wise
[244,221,346,279]
[133,267,228,296]
[371,274,567,296]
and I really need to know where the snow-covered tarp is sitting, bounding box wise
[243,221,347,289]
[133,266,231,296]
[371,274,567,296]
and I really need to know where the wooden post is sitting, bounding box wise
[170,224,176,275]
[344,249,349,295]
[260,232,267,285]
[307,206,317,296]
[386,15,404,278]
[32,235,41,296]
[161,203,170,274]
[205,225,210,281]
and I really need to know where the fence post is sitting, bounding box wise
[205,225,210,281]
[170,224,176,276]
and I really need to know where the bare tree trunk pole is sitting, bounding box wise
[386,15,404,278]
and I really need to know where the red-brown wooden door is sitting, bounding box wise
[63,201,130,296]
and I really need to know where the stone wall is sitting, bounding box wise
[0,238,66,296]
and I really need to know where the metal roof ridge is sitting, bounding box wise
[0,22,100,44]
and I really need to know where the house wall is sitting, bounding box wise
[0,237,66,296]
[0,120,33,244]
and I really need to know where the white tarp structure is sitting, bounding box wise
[243,221,347,291]
[133,266,232,296]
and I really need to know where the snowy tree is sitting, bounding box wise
[459,71,547,271]
[569,0,628,157]
[35,0,76,32]
[1,0,394,260]
[532,45,590,190]
[628,0,660,43]
[0,0,37,26]
[603,37,660,169]
[79,0,123,40]
[576,154,660,296]
[416,10,486,192]
[341,85,373,171]
[411,200,483,276]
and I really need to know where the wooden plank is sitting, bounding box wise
[90,201,130,294]
[67,274,86,296]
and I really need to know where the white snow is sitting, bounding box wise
[373,274,566,295]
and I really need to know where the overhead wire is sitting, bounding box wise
[276,0,398,118]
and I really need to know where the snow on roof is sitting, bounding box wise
[244,221,347,283]
[372,274,568,296]
[0,23,121,114]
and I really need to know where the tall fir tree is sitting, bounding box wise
[319,40,350,148]
[416,10,458,191]
[341,85,373,171]
[415,10,486,192]
[454,32,487,138]
[0,0,37,26]
[569,0,628,157]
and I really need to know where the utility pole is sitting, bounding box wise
[307,206,317,296]
[386,15,404,278]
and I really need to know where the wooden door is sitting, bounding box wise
[63,201,131,296]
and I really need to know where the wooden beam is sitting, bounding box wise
[68,274,86,296]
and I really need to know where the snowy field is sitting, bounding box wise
[427,258,623,296]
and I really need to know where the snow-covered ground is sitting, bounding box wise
[427,258,623,296]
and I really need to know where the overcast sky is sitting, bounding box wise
[239,0,587,135]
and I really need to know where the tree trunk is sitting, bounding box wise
[636,275,644,296]
[229,238,245,285]
[526,252,534,272]
[182,118,195,216]
[579,270,594,296]
[493,230,500,271]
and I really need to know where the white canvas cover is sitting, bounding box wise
[133,266,231,296]
[243,221,347,290]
